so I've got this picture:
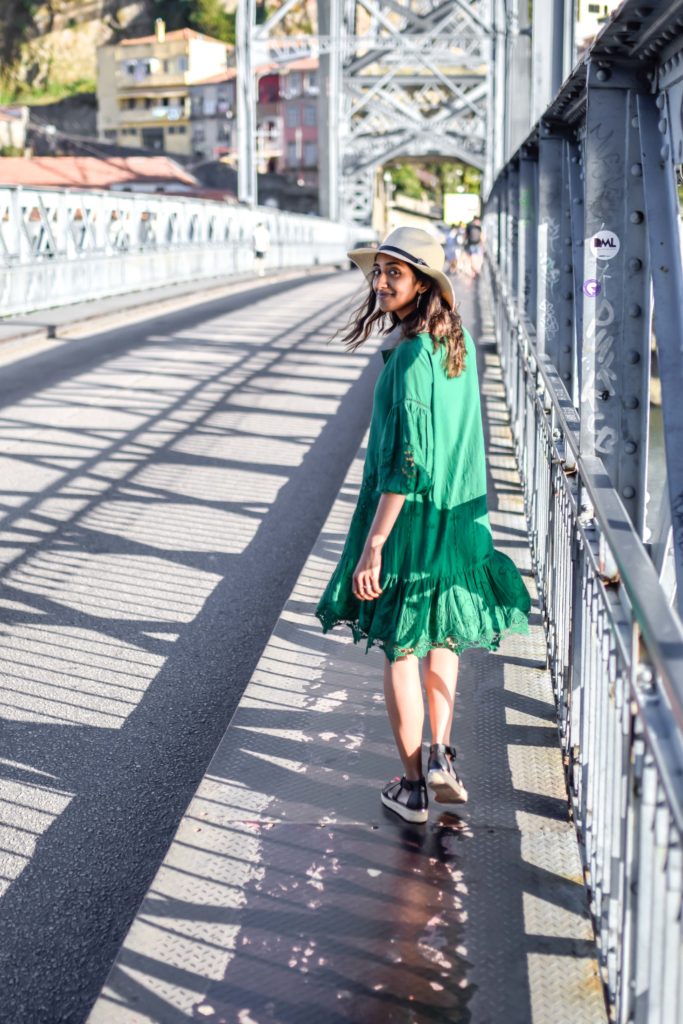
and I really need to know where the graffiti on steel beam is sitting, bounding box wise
[538,217,560,345]
[587,121,625,216]
[582,291,618,455]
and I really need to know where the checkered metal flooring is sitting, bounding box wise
[89,295,607,1024]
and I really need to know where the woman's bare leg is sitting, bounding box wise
[423,648,460,744]
[383,654,424,780]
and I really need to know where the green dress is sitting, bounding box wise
[315,328,531,662]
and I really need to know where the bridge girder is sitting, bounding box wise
[237,0,493,223]
[333,0,491,221]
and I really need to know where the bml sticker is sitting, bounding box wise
[590,230,620,260]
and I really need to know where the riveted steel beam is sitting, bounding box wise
[536,131,564,364]
[579,61,651,536]
[565,134,584,408]
[507,160,520,301]
[639,87,683,614]
[518,146,537,322]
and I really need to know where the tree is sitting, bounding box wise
[191,0,236,42]
[151,0,195,31]
[0,0,41,87]
[151,0,235,41]
[389,164,424,200]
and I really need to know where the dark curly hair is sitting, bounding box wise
[338,269,466,378]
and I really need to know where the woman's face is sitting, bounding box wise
[371,253,427,320]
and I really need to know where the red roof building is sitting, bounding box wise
[0,155,200,192]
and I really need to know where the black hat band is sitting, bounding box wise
[377,244,429,267]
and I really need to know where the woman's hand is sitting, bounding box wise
[353,541,383,601]
[352,493,406,602]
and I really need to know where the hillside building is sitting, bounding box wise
[0,107,29,154]
[189,70,237,161]
[189,57,320,193]
[575,0,622,49]
[278,57,319,188]
[97,19,229,157]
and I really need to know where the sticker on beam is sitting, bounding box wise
[590,230,620,260]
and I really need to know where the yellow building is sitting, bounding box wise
[97,20,229,157]
[575,0,622,49]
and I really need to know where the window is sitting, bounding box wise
[304,141,317,166]
[286,104,299,127]
[306,71,318,93]
[177,125,186,133]
[287,140,298,165]
[177,55,188,72]
[588,2,600,10]
[303,104,316,126]
[288,71,302,96]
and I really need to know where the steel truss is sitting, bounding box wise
[486,2,683,1020]
[237,0,491,222]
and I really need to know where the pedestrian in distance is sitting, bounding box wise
[444,224,459,273]
[252,221,270,277]
[464,215,484,278]
[316,226,531,824]
[454,221,468,274]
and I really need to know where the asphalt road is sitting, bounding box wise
[0,271,380,1024]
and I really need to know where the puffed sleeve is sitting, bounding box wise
[378,343,434,495]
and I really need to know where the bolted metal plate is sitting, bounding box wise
[89,281,607,1024]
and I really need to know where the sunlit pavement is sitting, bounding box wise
[88,275,607,1024]
[0,271,381,1024]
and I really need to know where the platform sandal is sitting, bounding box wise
[381,775,429,823]
[427,743,468,804]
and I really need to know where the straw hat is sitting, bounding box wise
[348,226,455,310]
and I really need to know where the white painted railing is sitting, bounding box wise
[0,187,359,317]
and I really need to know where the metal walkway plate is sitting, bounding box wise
[89,299,607,1024]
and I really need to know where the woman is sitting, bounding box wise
[316,227,530,824]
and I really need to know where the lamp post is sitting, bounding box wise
[236,0,257,205]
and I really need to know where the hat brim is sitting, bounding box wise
[347,246,456,311]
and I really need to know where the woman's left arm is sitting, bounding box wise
[352,492,406,601]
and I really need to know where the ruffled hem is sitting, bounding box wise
[316,610,530,662]
[315,549,531,663]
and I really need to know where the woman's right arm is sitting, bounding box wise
[352,492,406,600]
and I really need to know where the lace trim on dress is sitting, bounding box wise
[315,609,529,663]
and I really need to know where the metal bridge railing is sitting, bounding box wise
[486,264,683,1023]
[485,2,683,1021]
[0,188,355,318]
